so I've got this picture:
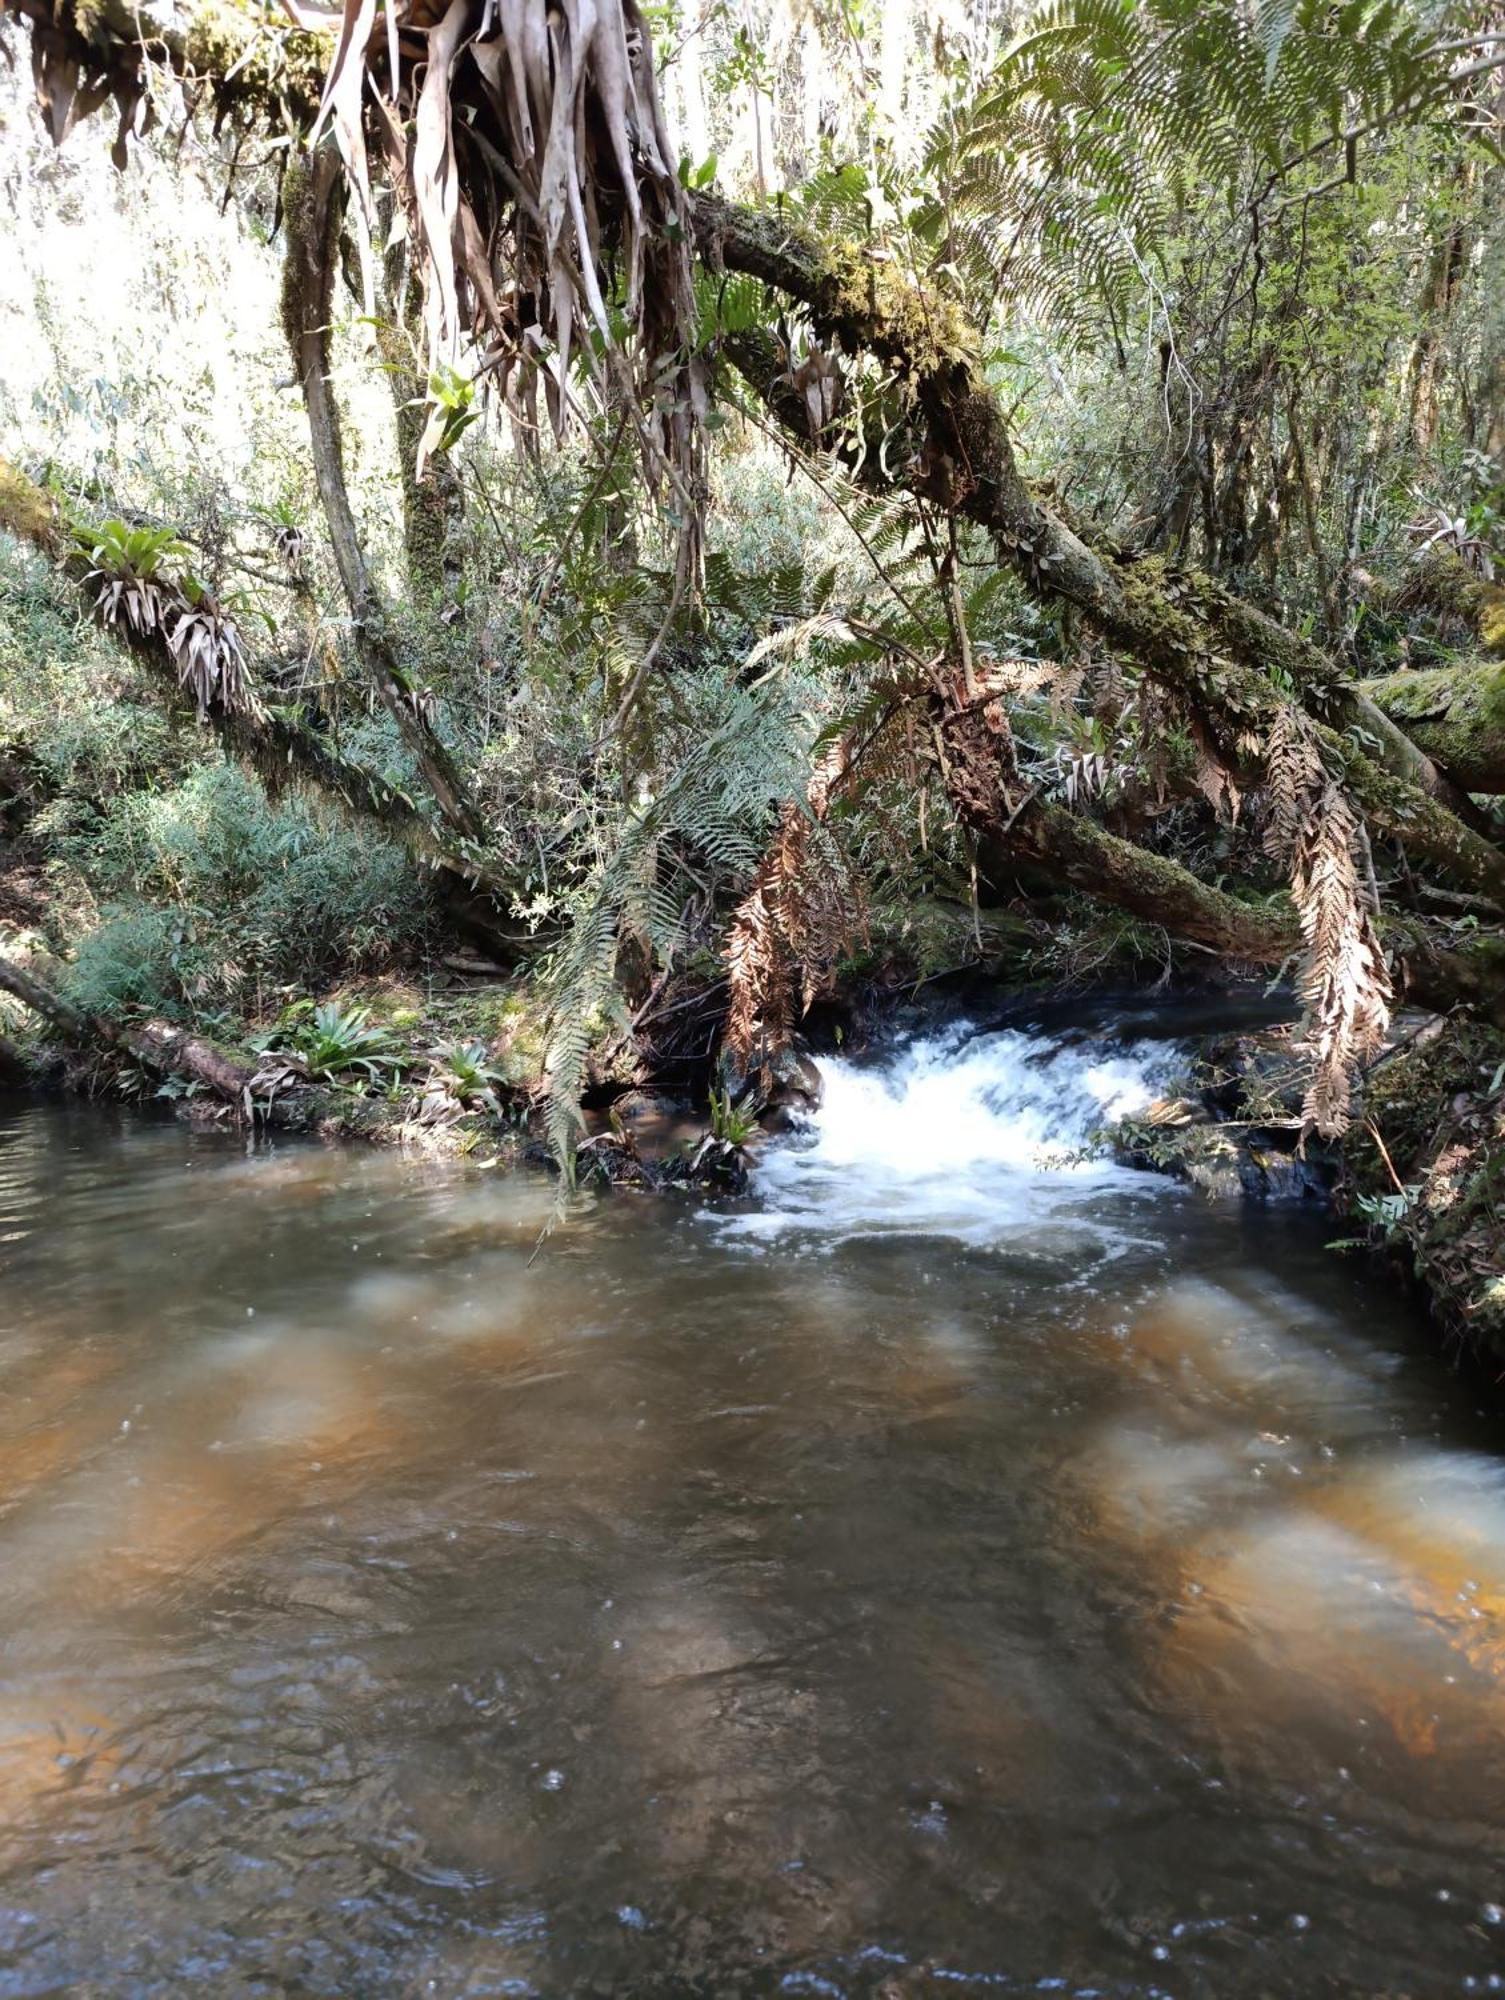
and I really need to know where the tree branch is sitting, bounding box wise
[692,192,1505,908]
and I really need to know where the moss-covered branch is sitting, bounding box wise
[1367,660,1505,795]
[996,802,1300,962]
[0,456,520,933]
[694,192,1505,910]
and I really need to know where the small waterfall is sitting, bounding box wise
[728,1021,1184,1250]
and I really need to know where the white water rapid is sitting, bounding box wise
[729,1021,1185,1252]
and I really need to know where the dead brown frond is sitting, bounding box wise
[1189,715,1241,821]
[1261,704,1391,1137]
[974,654,1063,700]
[1262,701,1325,867]
[723,738,867,1071]
[1290,783,1391,1138]
[723,810,800,1072]
[1086,653,1124,719]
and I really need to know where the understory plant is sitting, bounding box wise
[278,1000,405,1085]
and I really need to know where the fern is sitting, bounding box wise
[540,676,818,1183]
[1261,703,1392,1136]
[923,0,1447,339]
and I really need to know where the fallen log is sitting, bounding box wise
[1367,660,1505,795]
[1386,550,1505,656]
[695,195,1505,909]
[0,953,258,1106]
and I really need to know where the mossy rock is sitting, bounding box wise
[1349,1019,1505,1353]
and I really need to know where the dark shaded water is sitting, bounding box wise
[2,1026,1505,1997]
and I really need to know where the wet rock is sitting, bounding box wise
[659,1135,751,1197]
[1144,1095,1208,1127]
[612,1089,685,1123]
[1235,1131,1336,1204]
[717,1038,824,1124]
[577,1130,656,1189]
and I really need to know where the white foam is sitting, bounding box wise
[724,1023,1181,1250]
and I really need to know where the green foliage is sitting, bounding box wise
[72,517,189,580]
[926,0,1446,338]
[541,671,820,1181]
[281,1000,406,1083]
[0,538,180,796]
[1353,1184,1421,1239]
[422,363,481,458]
[707,1084,758,1146]
[67,905,218,1017]
[414,1038,509,1122]
[50,764,432,1020]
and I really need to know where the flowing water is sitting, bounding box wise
[2,1023,1505,1997]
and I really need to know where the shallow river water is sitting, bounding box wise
[3,1023,1505,1997]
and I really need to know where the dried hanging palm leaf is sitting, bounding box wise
[296,0,703,575]
[89,568,171,639]
[166,595,260,723]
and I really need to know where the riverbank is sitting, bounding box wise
[4,910,1501,1372]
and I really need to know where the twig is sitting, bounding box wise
[1365,1118,1407,1196]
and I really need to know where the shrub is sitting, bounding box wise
[56,763,433,1019]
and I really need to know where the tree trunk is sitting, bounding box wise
[0,955,255,1105]
[282,148,487,845]
[1368,661,1505,794]
[378,247,465,608]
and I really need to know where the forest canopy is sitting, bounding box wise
[1,0,1504,1197]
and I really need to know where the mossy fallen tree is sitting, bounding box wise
[0,950,258,1104]
[1366,660,1505,795]
[693,192,1505,912]
[1386,549,1505,657]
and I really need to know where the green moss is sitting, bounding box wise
[1110,555,1207,658]
[1480,586,1505,657]
[278,156,313,358]
[183,1,327,122]
[1364,661,1505,793]
[819,244,981,379]
[0,463,60,554]
[1397,551,1505,657]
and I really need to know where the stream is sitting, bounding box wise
[3,1022,1505,1995]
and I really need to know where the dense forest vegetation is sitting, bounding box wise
[1,0,1502,1339]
